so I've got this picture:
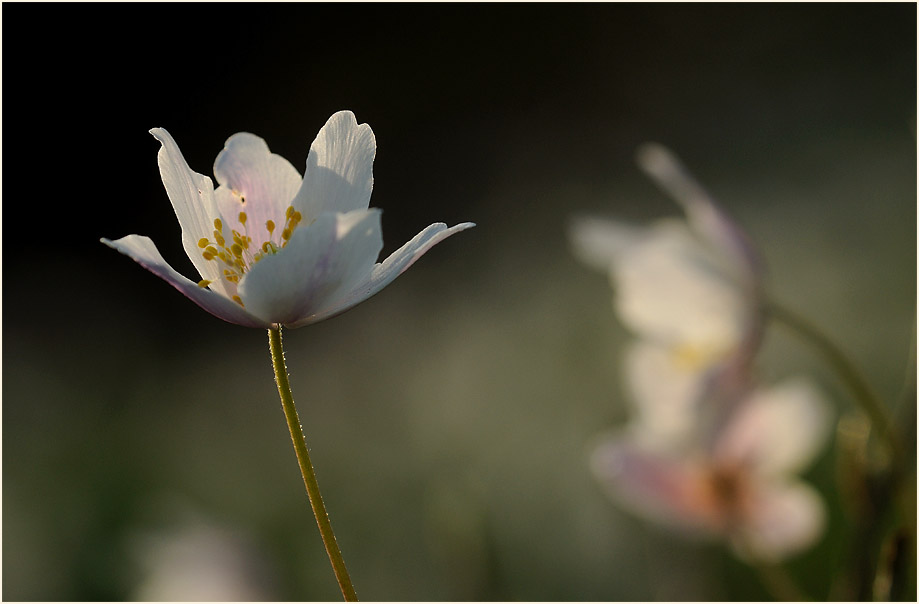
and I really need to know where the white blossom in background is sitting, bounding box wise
[570,143,763,444]
[132,520,275,601]
[590,377,831,562]
[103,111,474,328]
[572,144,832,560]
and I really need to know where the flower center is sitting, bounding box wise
[195,205,303,306]
[670,342,728,372]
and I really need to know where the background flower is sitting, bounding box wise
[591,377,832,562]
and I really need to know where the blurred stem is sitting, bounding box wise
[268,326,358,602]
[765,301,906,479]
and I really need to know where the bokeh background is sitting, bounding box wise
[3,3,915,601]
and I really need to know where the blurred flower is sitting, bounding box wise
[103,111,474,328]
[570,143,763,443]
[131,519,276,601]
[573,144,832,561]
[590,377,832,562]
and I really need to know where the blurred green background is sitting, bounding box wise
[3,3,915,601]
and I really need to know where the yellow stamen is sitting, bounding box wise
[214,218,223,231]
[197,279,211,288]
[266,220,275,234]
[197,238,209,248]
[202,251,215,261]
[239,211,247,225]
[232,295,244,307]
[231,243,243,257]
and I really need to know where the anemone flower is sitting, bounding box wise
[102,111,474,601]
[103,111,474,329]
[570,144,764,440]
[591,377,831,562]
[571,143,762,355]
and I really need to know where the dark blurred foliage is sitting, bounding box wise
[3,3,915,601]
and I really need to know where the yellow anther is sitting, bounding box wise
[238,211,247,225]
[291,211,302,224]
[232,295,244,307]
[202,251,214,261]
[205,246,218,256]
[266,220,275,234]
[197,238,209,248]
[214,230,225,246]
[261,241,271,253]
[231,243,243,257]
[286,206,295,219]
[197,279,211,288]
[282,228,292,241]
[214,218,223,231]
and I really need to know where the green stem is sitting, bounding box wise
[268,326,358,602]
[765,302,906,479]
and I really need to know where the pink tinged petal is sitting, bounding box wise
[714,378,832,476]
[149,128,223,285]
[567,216,646,274]
[590,435,723,535]
[101,235,271,328]
[293,110,376,219]
[732,479,826,562]
[213,133,303,249]
[237,209,383,326]
[288,221,476,328]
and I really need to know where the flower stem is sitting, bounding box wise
[268,326,358,602]
[765,301,907,480]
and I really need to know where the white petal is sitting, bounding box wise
[237,209,383,326]
[613,220,749,350]
[623,340,709,448]
[213,132,303,250]
[101,235,271,328]
[590,434,722,535]
[288,221,475,328]
[292,111,376,219]
[732,479,826,562]
[567,216,646,273]
[714,378,832,476]
[149,128,223,285]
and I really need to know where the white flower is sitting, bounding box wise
[570,143,761,366]
[102,111,474,328]
[590,378,832,562]
[570,144,763,441]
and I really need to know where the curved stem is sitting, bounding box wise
[765,302,907,480]
[268,326,358,602]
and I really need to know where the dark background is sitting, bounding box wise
[3,3,915,601]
